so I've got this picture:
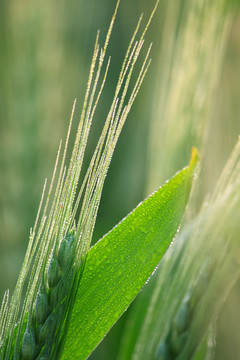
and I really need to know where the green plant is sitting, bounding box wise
[1,1,196,358]
[1,0,240,359]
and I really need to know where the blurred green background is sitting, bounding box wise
[0,0,240,359]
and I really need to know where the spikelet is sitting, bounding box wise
[21,230,76,359]
[154,267,210,359]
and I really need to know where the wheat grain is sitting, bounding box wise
[21,231,75,359]
[154,267,210,360]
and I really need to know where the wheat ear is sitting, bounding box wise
[0,1,159,359]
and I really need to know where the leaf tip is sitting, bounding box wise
[189,147,200,173]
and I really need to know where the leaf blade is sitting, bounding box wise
[61,149,199,360]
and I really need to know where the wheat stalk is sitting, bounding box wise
[133,139,240,360]
[0,1,159,359]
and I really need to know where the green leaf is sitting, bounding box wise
[61,148,199,360]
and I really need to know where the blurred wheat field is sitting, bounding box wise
[0,0,240,359]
